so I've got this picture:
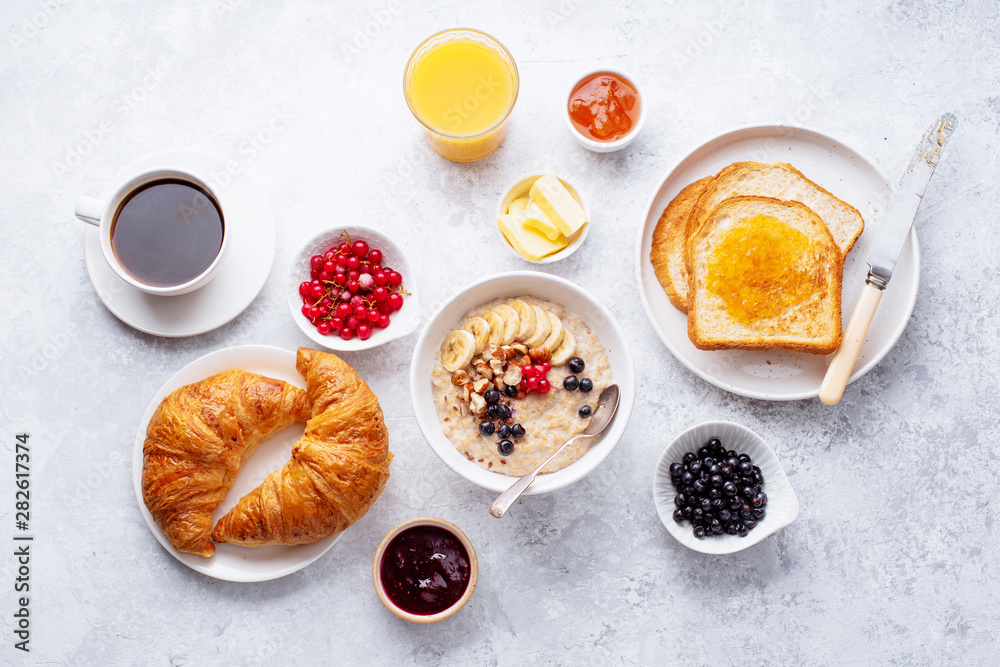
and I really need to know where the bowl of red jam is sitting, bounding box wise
[565,68,645,152]
[373,517,478,623]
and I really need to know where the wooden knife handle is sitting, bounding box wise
[819,283,884,405]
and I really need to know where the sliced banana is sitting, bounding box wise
[441,330,476,372]
[509,299,535,342]
[523,306,551,348]
[483,311,505,346]
[541,311,564,351]
[462,316,490,353]
[491,304,520,345]
[549,328,577,366]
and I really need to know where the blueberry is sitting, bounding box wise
[689,460,702,475]
[672,509,685,523]
[681,471,694,485]
[738,453,751,463]
[682,452,696,465]
[692,480,705,494]
[674,493,687,507]
[487,404,501,419]
[723,481,737,497]
[478,421,495,436]
[578,378,593,393]
[719,509,731,522]
[510,423,525,438]
[497,405,511,420]
[742,487,756,500]
[707,438,722,450]
[497,439,514,456]
[753,507,766,520]
[709,464,721,476]
[568,357,585,374]
[710,519,722,533]
[497,424,511,439]
[563,375,579,391]
[753,492,767,508]
[725,524,738,535]
[692,508,704,522]
[711,475,723,488]
[726,456,739,469]
[708,487,721,500]
[726,450,738,459]
[697,446,710,459]
[504,385,518,398]
[700,498,712,512]
[693,525,705,539]
[744,517,757,529]
[484,389,500,404]
[720,465,733,479]
[739,461,753,475]
[703,457,716,468]
[578,405,593,418]
[711,498,725,509]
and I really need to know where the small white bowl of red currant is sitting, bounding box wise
[287,226,420,351]
[653,421,799,555]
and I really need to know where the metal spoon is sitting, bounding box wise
[488,384,621,518]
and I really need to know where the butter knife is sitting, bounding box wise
[819,113,956,405]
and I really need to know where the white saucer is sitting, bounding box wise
[636,125,919,401]
[132,345,343,582]
[83,150,276,337]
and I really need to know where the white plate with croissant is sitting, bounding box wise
[131,345,392,582]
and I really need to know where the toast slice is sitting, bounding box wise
[687,196,843,354]
[650,176,713,313]
[685,161,864,259]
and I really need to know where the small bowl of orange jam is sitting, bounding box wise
[565,68,645,153]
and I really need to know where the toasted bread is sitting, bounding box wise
[650,176,713,313]
[686,196,843,354]
[685,162,864,260]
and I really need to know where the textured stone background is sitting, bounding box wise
[2,0,999,664]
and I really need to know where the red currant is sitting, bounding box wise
[374,272,388,286]
[311,268,321,280]
[523,365,539,380]
[300,305,311,317]
[334,273,347,286]
[352,240,369,257]
[330,316,344,329]
[358,273,375,291]
[318,270,332,282]
[338,242,350,254]
[377,314,391,328]
[542,362,552,374]
[348,270,360,281]
[317,321,332,335]
[307,306,321,319]
[336,303,351,318]
[320,297,333,308]
[347,255,360,270]
[339,327,354,341]
[377,302,392,314]
[388,271,402,286]
[324,260,336,273]
[349,295,364,309]
[317,306,329,317]
[347,280,359,293]
[368,249,383,264]
[353,305,367,319]
[387,292,404,310]
[357,323,372,340]
[527,376,540,390]
[537,379,551,393]
[372,286,388,302]
[298,282,312,297]
[311,285,325,299]
[310,255,324,270]
[367,309,381,323]
[336,253,348,267]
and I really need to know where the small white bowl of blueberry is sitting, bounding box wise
[653,421,799,555]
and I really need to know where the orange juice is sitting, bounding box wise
[405,29,518,161]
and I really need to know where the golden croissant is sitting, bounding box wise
[141,369,312,557]
[142,348,392,557]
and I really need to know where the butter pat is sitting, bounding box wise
[507,197,530,213]
[519,202,562,241]
[498,205,569,260]
[529,175,587,237]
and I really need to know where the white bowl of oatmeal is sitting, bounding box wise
[409,272,635,495]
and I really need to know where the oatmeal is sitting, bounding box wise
[432,296,613,477]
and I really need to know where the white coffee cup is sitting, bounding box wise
[76,167,228,296]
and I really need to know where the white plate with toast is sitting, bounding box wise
[636,125,919,400]
[131,345,342,582]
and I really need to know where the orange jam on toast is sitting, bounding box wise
[707,214,817,324]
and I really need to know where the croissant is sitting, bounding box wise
[212,348,392,548]
[141,370,312,557]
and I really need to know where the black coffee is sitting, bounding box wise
[111,179,224,287]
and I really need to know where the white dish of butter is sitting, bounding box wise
[495,172,590,263]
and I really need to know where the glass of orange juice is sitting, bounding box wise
[404,28,519,162]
